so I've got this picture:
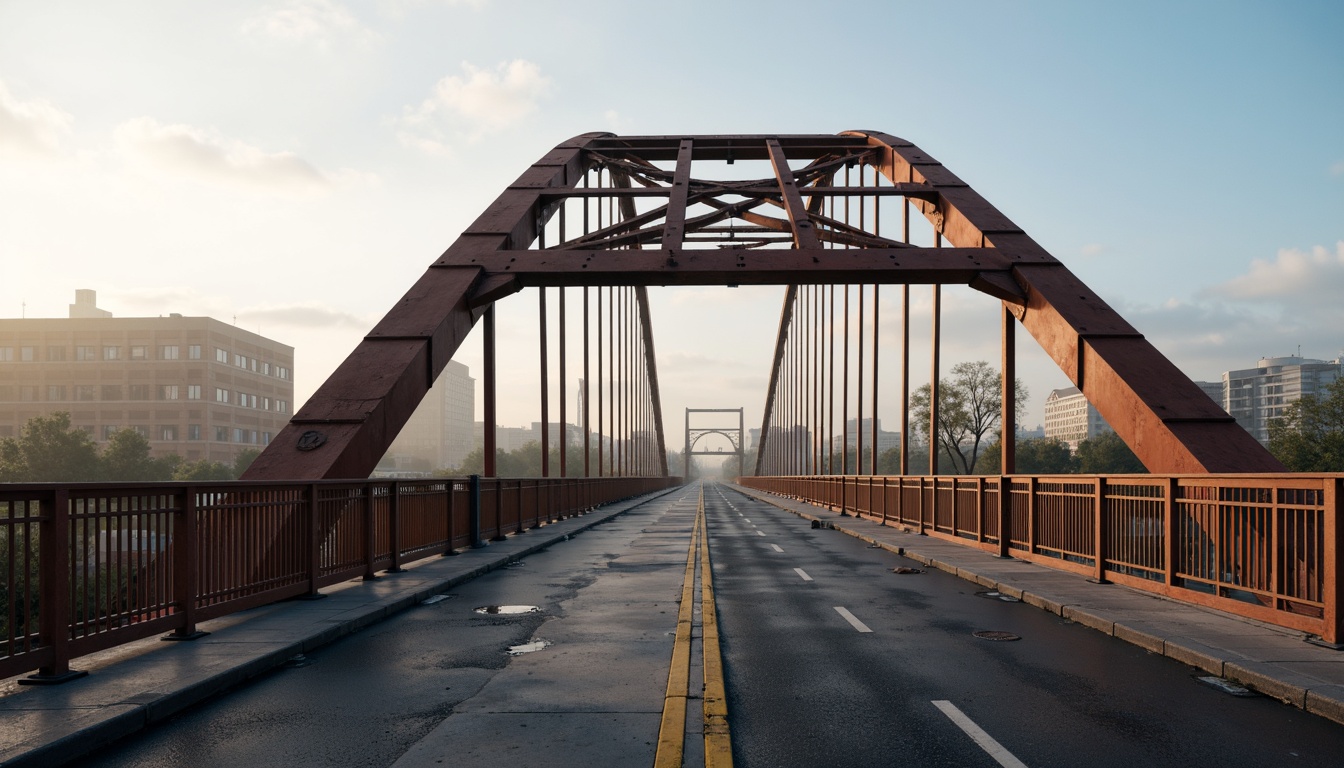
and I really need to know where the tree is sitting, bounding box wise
[232,448,261,478]
[0,412,100,482]
[1268,378,1344,471]
[1014,437,1078,474]
[101,428,174,481]
[909,361,1027,475]
[1075,431,1145,474]
[173,459,235,482]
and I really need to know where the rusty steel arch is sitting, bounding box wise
[245,131,1281,480]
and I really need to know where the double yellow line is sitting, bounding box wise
[655,484,733,767]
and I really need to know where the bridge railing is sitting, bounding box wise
[739,474,1343,644]
[0,475,679,683]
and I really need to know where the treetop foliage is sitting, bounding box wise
[1268,377,1344,472]
[0,412,259,483]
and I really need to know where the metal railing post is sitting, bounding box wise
[24,489,86,684]
[388,482,404,573]
[165,487,207,640]
[1323,477,1341,645]
[469,474,484,548]
[1093,477,1108,584]
[998,477,1012,558]
[444,480,459,556]
[363,486,378,580]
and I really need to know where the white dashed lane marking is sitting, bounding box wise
[833,606,872,633]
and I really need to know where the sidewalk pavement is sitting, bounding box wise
[729,483,1344,727]
[0,488,680,768]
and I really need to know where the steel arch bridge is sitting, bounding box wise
[243,131,1282,482]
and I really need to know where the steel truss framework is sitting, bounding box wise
[685,408,746,479]
[245,131,1282,481]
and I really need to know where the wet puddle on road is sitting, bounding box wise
[975,590,1021,602]
[473,605,542,615]
[507,640,552,655]
[972,630,1021,641]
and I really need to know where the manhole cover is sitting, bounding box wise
[973,630,1021,641]
[474,605,541,615]
[975,590,1022,602]
[892,567,924,574]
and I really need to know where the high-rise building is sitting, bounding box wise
[0,290,294,463]
[1043,387,1113,452]
[1223,356,1342,443]
[380,360,476,473]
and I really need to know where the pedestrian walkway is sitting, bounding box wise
[729,483,1344,727]
[0,488,680,768]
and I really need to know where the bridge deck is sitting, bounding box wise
[3,484,1343,766]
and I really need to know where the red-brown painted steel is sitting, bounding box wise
[245,131,1280,481]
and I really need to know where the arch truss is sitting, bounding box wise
[246,132,1281,480]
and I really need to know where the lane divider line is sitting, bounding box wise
[794,568,814,582]
[931,700,1029,768]
[833,606,873,633]
[653,484,701,768]
[699,487,734,767]
[769,544,784,553]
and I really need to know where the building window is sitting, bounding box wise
[129,384,151,401]
[159,425,178,441]
[19,386,39,402]
[215,387,229,403]
[48,346,67,361]
[233,428,245,443]
[216,348,229,364]
[262,432,271,445]
[130,345,149,360]
[76,345,96,361]
[159,385,180,400]
[103,346,120,360]
[0,348,12,361]
[234,354,246,368]
[277,366,290,380]
[20,346,35,362]
[132,426,148,437]
[262,397,271,411]
[187,384,201,400]
[261,362,271,376]
[188,344,202,360]
[277,400,289,414]
[75,385,95,401]
[102,425,120,440]
[160,345,180,360]
[215,426,229,442]
[0,386,12,400]
[47,385,67,401]
[101,384,123,401]
[188,424,201,441]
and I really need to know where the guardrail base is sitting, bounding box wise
[19,669,88,686]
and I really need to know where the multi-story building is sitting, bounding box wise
[1223,356,1342,443]
[0,290,293,463]
[380,360,475,473]
[836,417,901,455]
[1043,387,1113,452]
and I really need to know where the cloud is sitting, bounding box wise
[114,117,330,191]
[1080,243,1104,257]
[241,0,379,49]
[395,60,550,152]
[0,79,73,155]
[1331,161,1344,177]
[237,303,372,329]
[1206,241,1344,307]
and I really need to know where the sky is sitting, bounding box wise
[1,1,1341,464]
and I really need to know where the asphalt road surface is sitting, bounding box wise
[73,482,1344,767]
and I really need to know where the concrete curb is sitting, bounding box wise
[0,487,681,768]
[730,484,1344,726]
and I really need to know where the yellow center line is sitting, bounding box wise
[653,483,734,767]
[654,489,700,767]
[700,487,734,766]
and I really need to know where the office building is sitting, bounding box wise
[1043,387,1114,452]
[0,290,293,463]
[1223,356,1342,443]
[380,360,475,473]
